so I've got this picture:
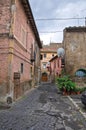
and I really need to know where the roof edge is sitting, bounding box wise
[21,0,42,48]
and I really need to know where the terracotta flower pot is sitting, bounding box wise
[77,91,81,95]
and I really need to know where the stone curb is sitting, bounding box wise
[0,103,11,110]
[67,95,86,120]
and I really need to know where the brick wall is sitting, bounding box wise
[0,0,40,102]
[12,0,35,81]
[12,0,36,100]
[0,0,11,34]
[0,37,9,99]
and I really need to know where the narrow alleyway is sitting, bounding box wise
[0,82,86,130]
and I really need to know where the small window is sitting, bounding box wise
[21,63,23,73]
[42,63,47,69]
[52,54,54,57]
[75,69,86,77]
[44,53,46,58]
[61,58,65,65]
[30,67,33,77]
[40,54,43,60]
[21,27,26,45]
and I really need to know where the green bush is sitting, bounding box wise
[56,76,86,94]
[75,87,86,93]
[56,76,76,92]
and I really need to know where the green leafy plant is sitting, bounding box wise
[56,75,86,95]
[75,87,86,93]
[56,76,76,92]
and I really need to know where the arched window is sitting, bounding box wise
[75,69,86,77]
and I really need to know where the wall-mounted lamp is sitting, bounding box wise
[57,48,65,58]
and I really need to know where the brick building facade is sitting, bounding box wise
[49,55,64,82]
[0,0,42,102]
[41,43,63,81]
[63,26,86,76]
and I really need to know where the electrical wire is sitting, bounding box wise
[35,17,85,21]
[39,31,62,33]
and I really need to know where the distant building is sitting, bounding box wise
[41,43,63,81]
[63,26,86,76]
[49,55,65,82]
[0,0,42,102]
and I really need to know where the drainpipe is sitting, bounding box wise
[7,0,16,101]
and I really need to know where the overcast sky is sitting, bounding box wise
[29,0,86,45]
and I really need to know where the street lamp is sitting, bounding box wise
[57,48,65,58]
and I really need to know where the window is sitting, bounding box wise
[30,67,33,77]
[21,27,26,45]
[30,44,35,62]
[40,54,43,60]
[44,53,46,58]
[61,58,65,65]
[52,54,54,57]
[21,63,23,73]
[42,63,47,69]
[75,69,86,77]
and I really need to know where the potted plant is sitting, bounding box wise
[56,76,76,95]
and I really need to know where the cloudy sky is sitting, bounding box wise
[29,0,86,45]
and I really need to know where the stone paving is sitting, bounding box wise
[70,94,86,118]
[0,82,86,130]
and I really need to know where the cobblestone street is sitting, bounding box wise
[0,82,86,130]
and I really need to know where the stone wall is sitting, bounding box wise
[63,27,86,75]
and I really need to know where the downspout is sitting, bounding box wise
[7,0,16,99]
